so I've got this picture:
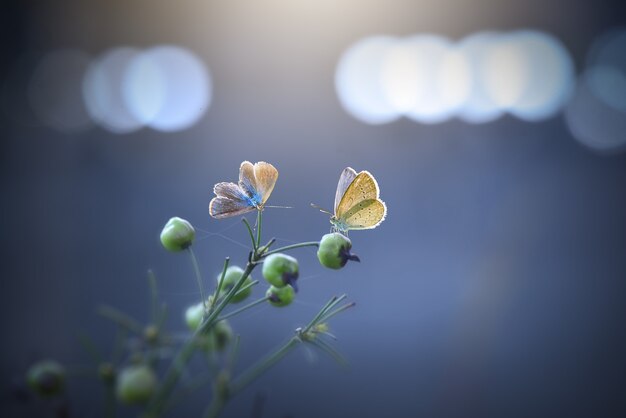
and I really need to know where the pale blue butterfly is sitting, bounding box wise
[209,161,279,219]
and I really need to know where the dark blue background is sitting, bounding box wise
[2,1,626,417]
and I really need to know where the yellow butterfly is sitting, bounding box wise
[209,161,278,219]
[318,167,387,234]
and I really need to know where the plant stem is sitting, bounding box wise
[242,218,257,251]
[262,241,319,257]
[218,297,269,321]
[146,262,257,416]
[256,210,262,249]
[188,247,207,308]
[230,337,300,394]
[97,306,144,334]
[211,258,230,311]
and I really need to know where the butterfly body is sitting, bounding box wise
[209,161,278,219]
[328,167,386,234]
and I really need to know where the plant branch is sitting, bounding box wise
[188,247,207,308]
[262,241,319,257]
[218,297,268,322]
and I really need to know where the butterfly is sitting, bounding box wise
[209,161,279,219]
[316,167,387,234]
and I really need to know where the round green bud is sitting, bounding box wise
[218,266,253,303]
[185,302,205,331]
[143,324,159,343]
[262,253,299,290]
[317,233,360,270]
[98,363,116,384]
[160,217,195,252]
[266,285,295,307]
[115,365,157,405]
[196,320,233,351]
[26,360,65,397]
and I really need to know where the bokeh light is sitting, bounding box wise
[83,47,144,134]
[380,35,471,124]
[456,32,504,123]
[336,31,575,125]
[123,46,212,132]
[27,49,93,133]
[486,31,575,121]
[585,28,626,114]
[564,27,626,153]
[335,36,401,125]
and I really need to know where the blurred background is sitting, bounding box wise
[1,0,626,417]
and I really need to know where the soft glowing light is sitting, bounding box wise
[123,46,211,132]
[504,31,574,121]
[335,36,400,125]
[381,35,470,124]
[456,32,504,124]
[565,77,626,153]
[585,29,626,114]
[83,47,144,134]
[27,50,93,133]
[335,31,575,125]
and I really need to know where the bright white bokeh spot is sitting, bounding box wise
[380,35,470,124]
[482,37,529,109]
[504,31,574,121]
[335,31,574,125]
[456,32,505,124]
[565,75,626,153]
[83,47,144,134]
[28,50,93,133]
[438,48,472,113]
[123,46,211,132]
[335,36,400,125]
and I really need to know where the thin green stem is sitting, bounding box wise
[256,210,262,249]
[218,297,268,322]
[302,295,340,334]
[211,258,230,311]
[263,241,319,257]
[319,302,356,323]
[146,262,257,416]
[188,247,207,308]
[97,305,143,334]
[204,397,226,418]
[242,218,257,251]
[231,337,300,394]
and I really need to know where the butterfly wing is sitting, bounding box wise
[339,199,387,230]
[209,182,255,219]
[253,162,278,205]
[238,161,278,207]
[238,161,258,202]
[335,171,386,231]
[334,167,357,214]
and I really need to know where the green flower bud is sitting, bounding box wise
[98,363,116,384]
[115,365,157,405]
[26,360,65,397]
[266,285,295,307]
[262,253,299,290]
[218,266,253,303]
[143,324,159,343]
[196,320,233,351]
[185,302,205,331]
[317,233,360,270]
[160,217,195,252]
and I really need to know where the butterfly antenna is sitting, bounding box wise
[310,203,333,215]
[264,205,293,209]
